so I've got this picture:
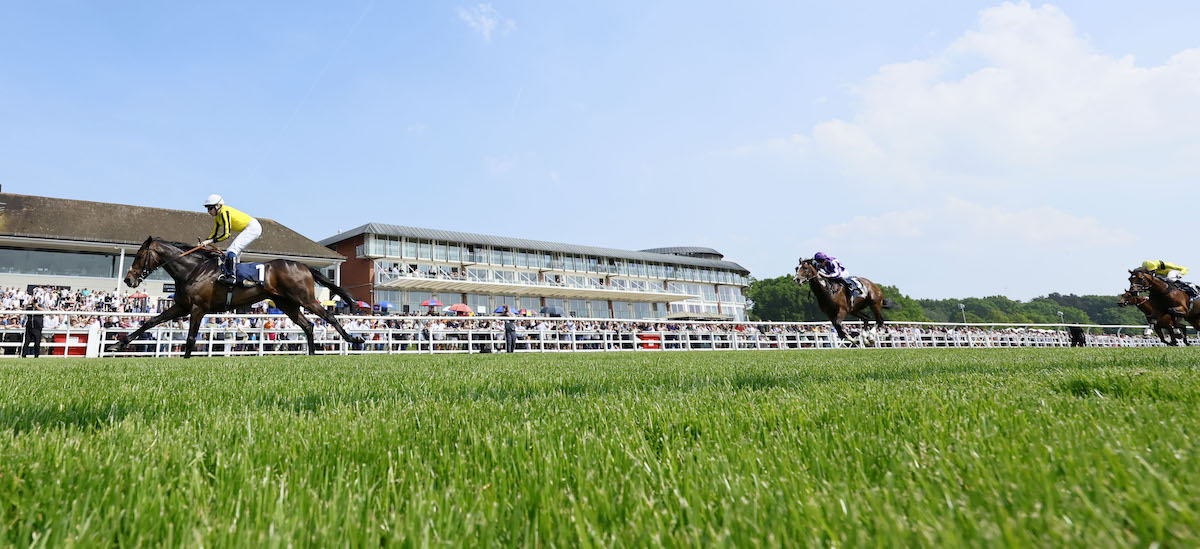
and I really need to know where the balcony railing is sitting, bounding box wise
[374,266,701,297]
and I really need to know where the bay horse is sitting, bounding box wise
[115,237,366,357]
[1117,289,1186,346]
[794,258,898,343]
[1128,268,1200,342]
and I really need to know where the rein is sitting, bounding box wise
[158,243,219,269]
[132,242,220,286]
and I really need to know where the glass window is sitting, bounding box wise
[434,243,447,261]
[386,237,401,257]
[495,270,516,283]
[499,248,512,266]
[403,240,417,258]
[0,248,118,278]
[519,297,540,310]
[466,293,490,313]
[612,302,633,319]
[403,291,432,312]
[418,241,431,260]
[448,244,461,262]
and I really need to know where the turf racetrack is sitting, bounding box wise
[2,349,1199,547]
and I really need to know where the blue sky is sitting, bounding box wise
[2,1,1198,299]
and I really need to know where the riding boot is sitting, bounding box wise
[219,252,237,285]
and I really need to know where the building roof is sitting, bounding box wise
[321,222,749,272]
[0,193,343,263]
[639,246,725,258]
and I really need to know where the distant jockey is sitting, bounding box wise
[813,252,857,298]
[199,194,261,285]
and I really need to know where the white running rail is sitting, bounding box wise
[0,311,1171,358]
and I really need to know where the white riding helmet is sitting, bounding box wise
[203,194,224,207]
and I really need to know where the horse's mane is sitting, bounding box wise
[152,238,223,261]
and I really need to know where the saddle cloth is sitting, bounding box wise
[846,276,866,296]
[235,263,266,287]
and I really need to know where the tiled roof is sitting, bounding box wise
[0,193,342,262]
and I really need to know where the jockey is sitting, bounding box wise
[1142,260,1197,298]
[1141,260,1188,281]
[813,252,857,297]
[199,194,261,285]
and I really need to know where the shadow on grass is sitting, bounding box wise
[0,402,146,434]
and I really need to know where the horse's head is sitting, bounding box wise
[1117,290,1145,308]
[1128,268,1153,293]
[794,258,819,285]
[124,237,165,288]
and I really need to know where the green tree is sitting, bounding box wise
[745,276,821,322]
[878,285,929,321]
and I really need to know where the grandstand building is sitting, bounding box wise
[319,224,751,320]
[0,192,344,299]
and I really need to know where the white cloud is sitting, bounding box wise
[804,197,1133,253]
[485,155,515,176]
[457,4,516,42]
[745,2,1200,190]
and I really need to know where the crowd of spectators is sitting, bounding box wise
[0,286,1166,355]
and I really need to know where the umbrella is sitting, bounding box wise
[540,305,565,317]
[379,301,395,309]
[446,303,472,314]
[519,309,535,316]
[131,292,148,298]
[320,300,337,307]
[354,300,371,309]
[494,305,515,314]
[421,299,442,307]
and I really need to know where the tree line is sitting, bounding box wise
[745,276,1146,326]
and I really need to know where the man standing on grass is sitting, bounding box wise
[20,296,43,358]
[502,306,517,353]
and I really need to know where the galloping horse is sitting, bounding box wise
[115,237,366,357]
[1118,289,1186,346]
[794,258,898,343]
[1128,268,1200,342]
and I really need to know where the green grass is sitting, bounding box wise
[2,349,1200,547]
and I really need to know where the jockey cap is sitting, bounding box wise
[813,252,829,261]
[204,194,225,207]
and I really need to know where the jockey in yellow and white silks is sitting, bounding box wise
[1142,260,1188,281]
[199,194,261,285]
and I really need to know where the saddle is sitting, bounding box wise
[218,263,266,311]
[234,263,267,288]
[1176,280,1200,300]
[845,277,866,297]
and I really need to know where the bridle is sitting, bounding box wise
[129,241,217,286]
[794,259,816,285]
[1119,291,1149,308]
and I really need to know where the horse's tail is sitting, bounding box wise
[309,267,359,314]
[881,298,900,310]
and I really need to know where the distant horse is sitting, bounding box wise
[1128,269,1200,342]
[794,258,898,343]
[1118,289,1186,346]
[115,237,366,357]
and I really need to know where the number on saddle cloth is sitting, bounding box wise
[234,263,267,288]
